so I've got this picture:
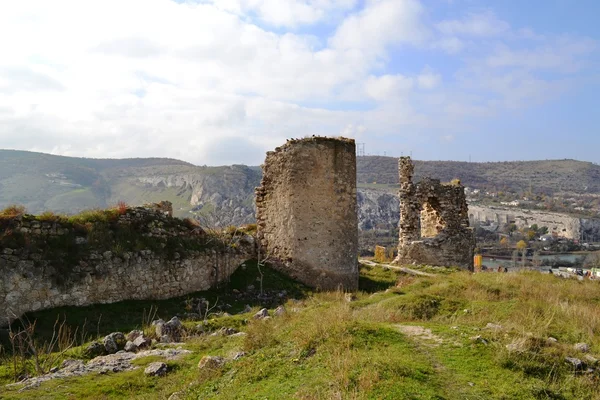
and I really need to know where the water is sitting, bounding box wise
[482,253,586,270]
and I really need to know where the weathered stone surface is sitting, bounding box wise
[156,317,183,343]
[0,202,255,326]
[575,343,590,353]
[133,334,152,349]
[253,308,269,320]
[144,362,168,377]
[124,341,138,353]
[198,355,225,370]
[565,357,586,370]
[274,305,286,317]
[84,342,106,358]
[103,332,126,354]
[393,157,475,270]
[255,137,359,290]
[8,348,191,391]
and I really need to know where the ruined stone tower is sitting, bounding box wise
[393,157,475,269]
[255,137,359,290]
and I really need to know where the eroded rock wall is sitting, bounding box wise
[255,137,358,290]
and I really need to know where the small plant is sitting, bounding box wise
[7,314,79,381]
[37,211,62,222]
[116,200,128,215]
[0,205,26,218]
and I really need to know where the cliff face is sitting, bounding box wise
[467,204,583,239]
[124,165,261,224]
[356,189,399,231]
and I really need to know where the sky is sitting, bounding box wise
[0,0,599,165]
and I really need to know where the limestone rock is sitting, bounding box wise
[103,332,126,354]
[274,305,286,317]
[565,357,586,371]
[124,341,137,353]
[575,343,590,353]
[485,323,503,331]
[253,308,269,320]
[198,356,225,370]
[126,330,144,342]
[133,334,152,349]
[144,362,168,377]
[84,342,106,358]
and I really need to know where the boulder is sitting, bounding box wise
[575,343,590,353]
[124,341,137,353]
[274,306,286,317]
[133,334,152,349]
[565,357,586,371]
[84,342,106,358]
[198,356,225,370]
[144,362,168,377]
[253,308,269,320]
[103,332,126,354]
[126,330,144,342]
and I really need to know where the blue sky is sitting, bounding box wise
[0,0,598,165]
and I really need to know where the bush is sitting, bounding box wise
[0,205,26,218]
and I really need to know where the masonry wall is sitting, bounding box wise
[394,157,475,269]
[0,205,254,325]
[255,137,359,290]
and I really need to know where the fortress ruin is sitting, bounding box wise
[255,137,359,290]
[393,157,475,269]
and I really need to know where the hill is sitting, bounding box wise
[3,150,600,230]
[357,156,600,195]
[0,150,260,223]
[2,262,599,399]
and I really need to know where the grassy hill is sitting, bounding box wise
[2,263,600,399]
[0,150,259,219]
[3,149,600,218]
[357,156,600,195]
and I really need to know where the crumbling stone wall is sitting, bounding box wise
[255,137,358,290]
[0,203,254,325]
[394,157,475,269]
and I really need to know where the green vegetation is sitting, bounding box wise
[0,204,232,288]
[357,156,600,195]
[2,262,600,399]
[0,149,260,218]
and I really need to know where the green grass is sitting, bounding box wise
[2,264,600,399]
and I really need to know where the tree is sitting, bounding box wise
[516,240,528,268]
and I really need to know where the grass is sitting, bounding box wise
[2,263,600,399]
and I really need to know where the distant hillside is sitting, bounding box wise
[3,150,600,223]
[357,156,600,195]
[0,150,260,223]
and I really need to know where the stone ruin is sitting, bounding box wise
[393,157,475,270]
[255,136,359,290]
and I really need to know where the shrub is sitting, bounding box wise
[116,201,128,215]
[0,205,26,218]
[37,211,62,222]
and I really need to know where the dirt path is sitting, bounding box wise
[394,325,444,346]
[359,259,436,277]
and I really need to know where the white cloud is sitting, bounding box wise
[207,0,358,27]
[329,0,428,56]
[0,0,596,165]
[434,36,465,54]
[365,74,413,100]
[437,10,510,37]
[486,37,597,73]
[417,67,442,90]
